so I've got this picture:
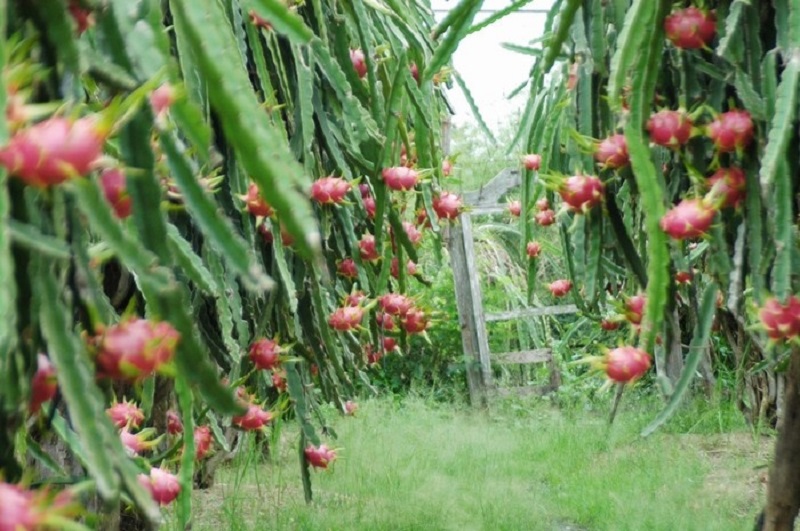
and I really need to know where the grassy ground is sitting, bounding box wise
[180,394,771,531]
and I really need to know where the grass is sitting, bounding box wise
[180,393,770,531]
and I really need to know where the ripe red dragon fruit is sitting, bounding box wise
[409,63,420,83]
[600,319,621,331]
[120,427,160,456]
[758,295,800,342]
[401,308,429,334]
[707,166,746,208]
[149,84,175,117]
[249,10,272,30]
[258,223,274,244]
[416,208,432,228]
[526,241,541,259]
[664,7,716,50]
[359,233,380,262]
[559,174,604,212]
[93,318,180,381]
[166,411,183,435]
[391,257,418,278]
[378,293,414,316]
[363,195,377,218]
[508,200,522,217]
[344,401,358,416]
[0,482,79,530]
[29,354,57,414]
[138,467,181,506]
[625,293,646,325]
[232,404,273,430]
[382,166,419,191]
[376,312,395,331]
[433,191,463,220]
[646,110,693,149]
[594,134,629,169]
[345,291,366,307]
[441,159,453,177]
[328,306,365,331]
[280,226,294,247]
[68,1,94,34]
[382,337,398,352]
[99,168,132,219]
[106,399,145,429]
[675,270,693,284]
[535,209,556,226]
[603,346,652,383]
[311,176,352,205]
[359,183,371,198]
[660,198,717,240]
[365,344,383,365]
[548,279,572,297]
[535,197,550,211]
[249,338,282,371]
[194,426,213,460]
[272,369,287,392]
[707,110,754,153]
[337,258,359,279]
[243,183,274,217]
[522,154,541,171]
[350,49,367,79]
[305,444,337,470]
[401,221,423,247]
[0,116,106,187]
[0,482,38,530]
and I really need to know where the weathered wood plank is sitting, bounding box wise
[463,168,521,206]
[494,349,552,364]
[460,213,493,390]
[446,222,487,407]
[485,304,579,322]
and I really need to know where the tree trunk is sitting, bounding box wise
[762,348,800,530]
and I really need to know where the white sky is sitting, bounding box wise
[431,0,556,132]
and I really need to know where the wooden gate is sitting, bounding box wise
[446,168,578,406]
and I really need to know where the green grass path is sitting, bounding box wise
[189,397,769,531]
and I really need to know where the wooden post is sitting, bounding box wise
[447,220,487,407]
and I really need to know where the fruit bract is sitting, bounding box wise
[707,166,746,208]
[433,191,463,220]
[0,116,105,187]
[759,296,800,342]
[522,153,541,171]
[243,183,274,217]
[29,354,57,414]
[305,444,337,469]
[248,338,282,371]
[232,404,273,430]
[535,209,556,226]
[194,426,213,460]
[664,7,716,49]
[604,346,652,383]
[594,134,629,169]
[138,468,181,506]
[106,399,145,429]
[646,110,693,149]
[382,166,419,191]
[548,279,572,297]
[328,306,365,331]
[93,318,180,381]
[625,294,647,325]
[337,258,359,279]
[311,176,352,204]
[378,293,414,316]
[660,198,717,240]
[526,241,541,259]
[359,234,380,262]
[559,174,604,212]
[350,49,367,79]
[708,110,754,153]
